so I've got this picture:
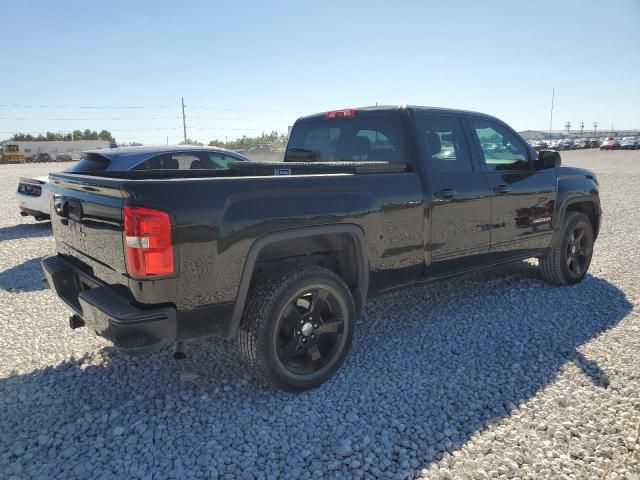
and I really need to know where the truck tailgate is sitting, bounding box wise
[48,173,126,274]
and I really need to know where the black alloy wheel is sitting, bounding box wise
[565,224,591,277]
[238,265,356,391]
[275,287,347,376]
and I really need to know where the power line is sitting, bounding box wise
[1,126,261,133]
[188,116,254,121]
[184,104,307,114]
[0,102,306,114]
[0,103,175,109]
[0,116,181,121]
[1,115,254,122]
[189,127,259,131]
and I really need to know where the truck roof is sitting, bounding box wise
[296,105,501,122]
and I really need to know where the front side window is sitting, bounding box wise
[285,114,406,163]
[414,114,472,174]
[470,118,530,171]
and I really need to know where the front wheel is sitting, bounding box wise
[238,265,355,391]
[539,211,594,285]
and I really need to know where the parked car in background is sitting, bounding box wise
[557,139,575,151]
[34,152,52,163]
[619,137,639,150]
[55,153,73,162]
[529,140,548,151]
[576,139,590,149]
[17,177,51,221]
[16,145,250,221]
[600,137,620,150]
[589,138,600,148]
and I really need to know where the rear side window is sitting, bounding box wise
[285,114,406,163]
[65,153,110,172]
[414,114,472,174]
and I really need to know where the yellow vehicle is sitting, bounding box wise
[1,144,25,164]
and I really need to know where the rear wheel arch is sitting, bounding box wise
[225,225,369,338]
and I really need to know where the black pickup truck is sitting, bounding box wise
[42,106,601,391]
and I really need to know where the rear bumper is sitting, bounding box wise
[16,191,50,218]
[41,255,176,354]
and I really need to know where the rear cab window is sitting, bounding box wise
[285,110,407,164]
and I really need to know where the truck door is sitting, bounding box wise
[466,116,556,256]
[413,113,492,272]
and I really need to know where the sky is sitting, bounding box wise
[1,0,639,144]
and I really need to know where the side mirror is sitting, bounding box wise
[537,149,561,170]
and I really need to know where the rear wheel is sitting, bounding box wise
[539,211,594,285]
[238,265,355,391]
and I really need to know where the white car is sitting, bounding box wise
[16,176,51,221]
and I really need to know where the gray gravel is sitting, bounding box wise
[1,150,639,479]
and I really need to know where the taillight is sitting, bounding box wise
[324,109,357,119]
[123,206,174,278]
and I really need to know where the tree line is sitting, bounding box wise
[180,131,288,149]
[10,129,115,143]
[8,129,286,149]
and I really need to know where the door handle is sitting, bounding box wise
[434,188,458,201]
[493,184,512,194]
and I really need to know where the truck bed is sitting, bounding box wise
[64,161,406,180]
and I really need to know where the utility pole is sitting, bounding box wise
[181,97,187,143]
[166,136,169,145]
[579,122,584,136]
[549,88,554,142]
[565,121,571,136]
[593,122,598,136]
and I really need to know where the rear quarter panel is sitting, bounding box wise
[119,172,425,312]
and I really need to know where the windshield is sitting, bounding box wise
[285,113,406,164]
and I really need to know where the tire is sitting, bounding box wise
[238,265,356,392]
[539,211,594,285]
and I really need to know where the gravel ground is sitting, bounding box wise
[1,150,639,480]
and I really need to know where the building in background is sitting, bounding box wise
[1,140,110,163]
